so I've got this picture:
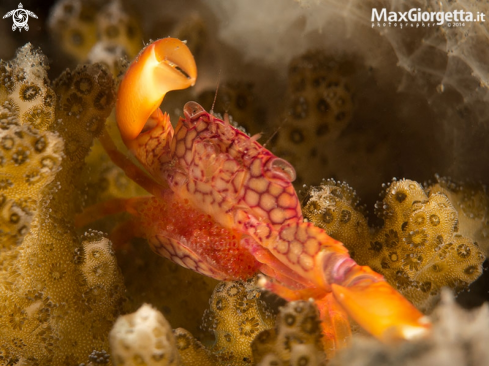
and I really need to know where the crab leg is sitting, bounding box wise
[259,276,350,355]
[98,128,166,196]
[257,275,325,301]
[110,218,146,250]
[315,293,352,354]
[329,264,431,342]
[262,222,430,342]
[75,197,141,228]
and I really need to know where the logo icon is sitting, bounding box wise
[3,3,37,32]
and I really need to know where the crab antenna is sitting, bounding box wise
[210,69,222,115]
[264,117,286,148]
[116,38,197,142]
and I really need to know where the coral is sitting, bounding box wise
[110,304,180,366]
[173,328,217,366]
[427,176,489,256]
[0,45,55,131]
[48,0,142,63]
[252,300,326,366]
[48,0,100,61]
[175,280,275,365]
[330,289,489,366]
[261,49,392,192]
[0,44,62,253]
[207,0,489,102]
[271,50,354,187]
[95,0,143,59]
[303,178,486,312]
[116,242,218,341]
[0,44,124,365]
[0,126,63,251]
[173,299,325,366]
[206,281,274,362]
[87,43,130,79]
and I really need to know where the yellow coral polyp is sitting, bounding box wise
[49,0,143,66]
[271,51,354,187]
[172,280,274,365]
[252,300,325,365]
[0,43,125,365]
[303,178,486,312]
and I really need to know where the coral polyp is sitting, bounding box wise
[0,44,123,365]
[303,178,486,312]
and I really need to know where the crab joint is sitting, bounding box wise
[116,38,197,142]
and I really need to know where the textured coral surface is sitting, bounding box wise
[252,300,326,365]
[0,44,123,365]
[110,304,180,366]
[108,282,327,366]
[271,51,355,188]
[176,280,275,365]
[303,179,486,312]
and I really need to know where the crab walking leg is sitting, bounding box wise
[98,128,167,196]
[317,248,430,342]
[262,222,430,342]
[258,276,325,300]
[75,197,142,228]
[109,218,147,250]
[316,293,351,355]
[259,276,350,355]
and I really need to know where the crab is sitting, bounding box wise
[77,38,430,355]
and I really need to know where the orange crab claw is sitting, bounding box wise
[116,38,197,142]
[331,278,430,342]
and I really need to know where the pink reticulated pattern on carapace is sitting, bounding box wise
[162,113,302,233]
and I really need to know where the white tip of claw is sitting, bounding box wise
[399,324,431,340]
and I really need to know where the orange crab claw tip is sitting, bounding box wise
[331,283,431,342]
[116,38,197,142]
[153,38,197,86]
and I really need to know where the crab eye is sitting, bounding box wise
[265,157,296,183]
[183,101,206,125]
